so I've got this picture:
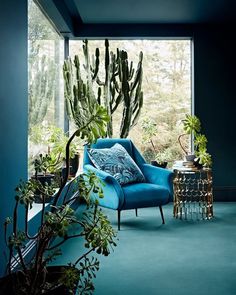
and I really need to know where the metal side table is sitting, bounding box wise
[173,169,213,220]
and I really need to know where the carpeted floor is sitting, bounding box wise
[54,202,236,295]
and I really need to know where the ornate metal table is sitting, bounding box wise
[173,169,213,220]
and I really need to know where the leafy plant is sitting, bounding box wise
[178,114,212,167]
[2,103,117,294]
[155,149,172,164]
[29,125,82,176]
[178,114,201,155]
[33,153,59,176]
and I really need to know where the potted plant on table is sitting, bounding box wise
[0,103,117,295]
[178,114,212,167]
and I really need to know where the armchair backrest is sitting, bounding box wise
[83,138,146,168]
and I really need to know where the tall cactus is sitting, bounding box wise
[29,55,56,126]
[63,55,103,134]
[82,39,144,138]
[119,50,143,138]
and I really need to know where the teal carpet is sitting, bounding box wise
[53,203,236,295]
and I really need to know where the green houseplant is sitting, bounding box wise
[29,125,81,177]
[0,103,117,295]
[178,114,212,167]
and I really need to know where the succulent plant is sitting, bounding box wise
[178,114,212,167]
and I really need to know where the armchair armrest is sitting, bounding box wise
[141,164,173,197]
[83,164,125,210]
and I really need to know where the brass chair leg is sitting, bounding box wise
[159,206,165,224]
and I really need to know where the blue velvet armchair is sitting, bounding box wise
[83,138,173,230]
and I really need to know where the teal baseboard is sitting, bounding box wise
[213,186,236,201]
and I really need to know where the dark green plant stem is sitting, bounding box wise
[150,139,157,154]
[74,248,94,266]
[178,134,188,155]
[46,206,100,252]
[51,131,77,209]
[62,178,77,204]
[40,194,46,228]
[7,246,13,275]
[46,232,84,251]
[12,201,27,273]
[45,151,62,173]
[31,237,49,295]
[52,115,95,209]
[24,207,38,240]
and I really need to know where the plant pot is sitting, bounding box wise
[185,154,195,162]
[0,266,77,295]
[151,160,168,169]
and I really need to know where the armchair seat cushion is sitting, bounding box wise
[121,183,170,210]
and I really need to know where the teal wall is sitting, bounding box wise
[194,25,236,200]
[0,0,28,276]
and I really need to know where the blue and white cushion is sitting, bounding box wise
[88,143,145,185]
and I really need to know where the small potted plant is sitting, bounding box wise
[154,149,172,169]
[178,114,212,167]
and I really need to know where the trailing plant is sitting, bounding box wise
[178,114,212,167]
[63,39,144,138]
[2,103,117,295]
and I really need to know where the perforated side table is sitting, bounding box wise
[173,169,213,220]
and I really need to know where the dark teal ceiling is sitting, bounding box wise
[36,0,236,37]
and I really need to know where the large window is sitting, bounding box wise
[28,0,64,174]
[70,40,192,165]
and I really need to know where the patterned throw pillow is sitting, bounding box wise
[88,143,145,185]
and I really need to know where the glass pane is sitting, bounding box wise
[69,40,191,166]
[28,0,64,175]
